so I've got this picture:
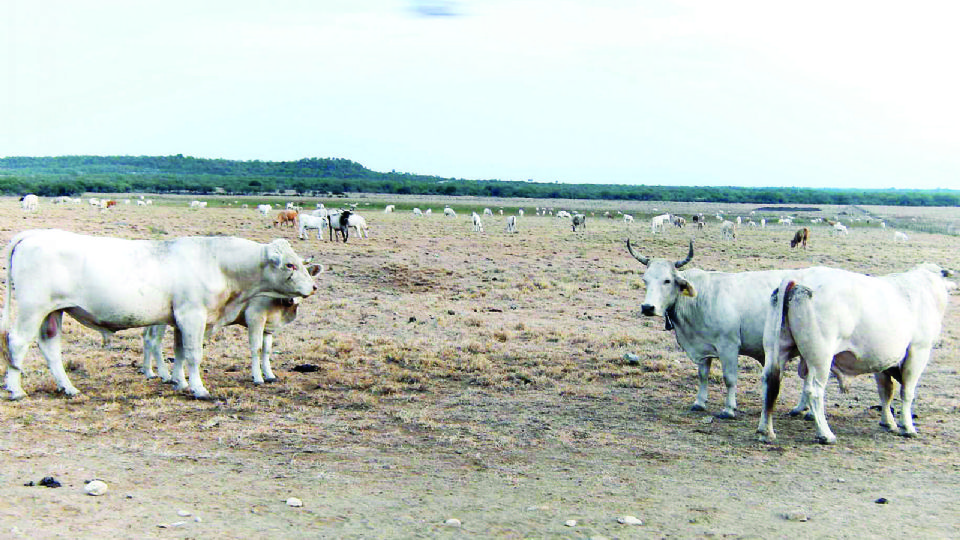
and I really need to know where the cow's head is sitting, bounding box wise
[262,239,319,297]
[626,239,696,319]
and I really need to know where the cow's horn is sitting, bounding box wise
[674,240,694,268]
[626,239,649,266]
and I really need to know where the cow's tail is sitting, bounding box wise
[1,231,33,368]
[762,279,797,404]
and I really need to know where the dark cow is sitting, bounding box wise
[790,227,809,249]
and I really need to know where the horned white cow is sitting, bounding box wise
[651,213,670,234]
[142,264,323,385]
[0,229,318,400]
[626,240,835,419]
[758,264,953,444]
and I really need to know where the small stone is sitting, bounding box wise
[194,516,203,523]
[837,478,846,483]
[623,353,640,365]
[177,510,192,517]
[783,512,809,522]
[565,519,577,527]
[157,524,169,529]
[286,497,303,507]
[701,416,714,424]
[170,521,186,528]
[444,518,462,527]
[875,498,889,504]
[84,480,108,496]
[617,515,643,525]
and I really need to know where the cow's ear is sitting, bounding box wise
[264,243,284,268]
[308,264,324,276]
[677,277,697,297]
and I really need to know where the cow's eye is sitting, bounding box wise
[286,263,297,271]
[664,279,671,284]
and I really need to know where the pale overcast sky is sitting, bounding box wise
[4,1,960,189]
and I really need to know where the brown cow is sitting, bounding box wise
[790,227,809,249]
[105,200,118,208]
[274,209,299,227]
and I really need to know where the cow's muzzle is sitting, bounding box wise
[640,304,656,316]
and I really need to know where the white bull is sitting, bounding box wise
[142,265,323,385]
[0,229,318,400]
[257,204,272,216]
[20,194,39,212]
[626,240,838,419]
[758,264,953,444]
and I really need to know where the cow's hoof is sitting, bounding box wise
[252,380,264,386]
[757,432,776,444]
[7,392,26,401]
[715,411,736,420]
[264,377,278,384]
[901,430,917,439]
[803,412,815,422]
[815,435,836,445]
[879,422,896,432]
[191,392,214,401]
[690,404,707,412]
[787,408,805,417]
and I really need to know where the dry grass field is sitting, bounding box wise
[1,195,959,539]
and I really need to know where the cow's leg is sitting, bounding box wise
[691,357,712,412]
[874,372,898,431]
[789,358,813,419]
[170,327,188,391]
[260,332,277,383]
[807,365,836,444]
[174,314,211,400]
[3,311,49,400]
[247,320,268,385]
[35,311,80,396]
[899,347,932,437]
[756,358,783,443]
[142,325,171,381]
[717,350,739,419]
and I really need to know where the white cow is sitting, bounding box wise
[833,223,848,236]
[623,214,634,224]
[20,195,39,212]
[413,208,423,216]
[384,205,395,213]
[518,209,524,217]
[444,207,456,217]
[424,208,432,215]
[190,200,202,208]
[651,213,670,234]
[142,265,323,385]
[483,208,493,216]
[720,220,737,240]
[758,264,953,444]
[257,204,272,216]
[626,240,837,419]
[893,231,908,242]
[0,230,318,400]
[298,213,328,239]
[571,213,586,232]
[347,213,368,239]
[505,215,518,233]
[472,212,484,232]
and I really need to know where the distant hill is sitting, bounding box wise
[1,155,958,207]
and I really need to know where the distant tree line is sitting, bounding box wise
[1,155,957,207]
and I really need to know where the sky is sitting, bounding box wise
[3,0,960,190]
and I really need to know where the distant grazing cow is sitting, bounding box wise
[384,205,395,213]
[472,212,484,232]
[623,214,634,224]
[0,230,317,400]
[720,220,737,240]
[673,216,686,228]
[758,264,953,444]
[833,223,848,236]
[274,209,299,227]
[483,208,493,216]
[443,207,456,217]
[651,213,670,234]
[413,208,423,216]
[626,240,836,419]
[893,231,908,242]
[142,265,323,385]
[518,209,524,217]
[257,204,272,216]
[19,194,39,212]
[571,213,586,232]
[790,227,809,249]
[505,215,518,233]
[692,214,705,230]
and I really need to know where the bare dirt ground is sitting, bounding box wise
[1,195,959,539]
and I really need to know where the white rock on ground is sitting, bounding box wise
[83,480,108,496]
